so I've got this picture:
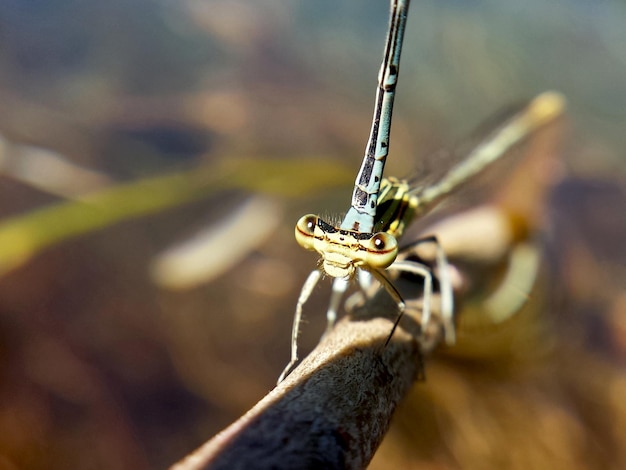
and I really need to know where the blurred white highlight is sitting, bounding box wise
[151,196,283,290]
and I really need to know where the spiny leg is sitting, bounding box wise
[386,260,433,340]
[367,268,406,346]
[402,235,455,344]
[278,269,322,383]
[325,277,350,336]
[431,237,455,344]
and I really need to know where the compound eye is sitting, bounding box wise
[295,214,318,250]
[373,233,388,250]
[364,232,398,269]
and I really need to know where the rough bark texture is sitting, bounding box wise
[171,296,425,470]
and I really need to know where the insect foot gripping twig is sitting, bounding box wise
[170,297,428,470]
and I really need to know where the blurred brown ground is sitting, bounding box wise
[0,1,625,468]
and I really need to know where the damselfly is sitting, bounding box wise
[278,0,411,382]
[279,0,565,381]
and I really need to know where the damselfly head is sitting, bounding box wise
[295,214,398,278]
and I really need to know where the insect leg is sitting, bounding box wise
[402,236,455,344]
[325,277,350,336]
[368,268,406,346]
[278,269,322,383]
[386,260,433,340]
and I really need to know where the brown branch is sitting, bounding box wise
[170,207,522,470]
[171,293,428,470]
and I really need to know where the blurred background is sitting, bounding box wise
[0,0,625,468]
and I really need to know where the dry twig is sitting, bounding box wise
[170,207,530,470]
[171,292,428,470]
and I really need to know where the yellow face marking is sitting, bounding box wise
[295,214,398,279]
